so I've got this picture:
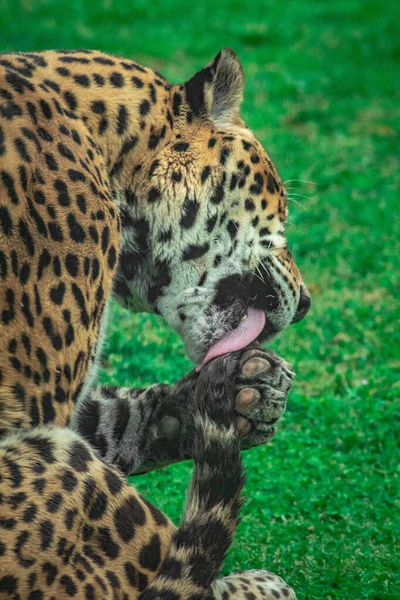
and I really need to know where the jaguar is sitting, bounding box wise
[0,47,310,599]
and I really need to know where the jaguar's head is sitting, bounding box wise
[115,49,310,366]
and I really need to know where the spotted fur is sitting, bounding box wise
[0,48,305,598]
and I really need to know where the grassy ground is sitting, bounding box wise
[1,1,399,598]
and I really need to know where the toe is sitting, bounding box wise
[236,416,251,437]
[241,357,272,378]
[236,387,260,410]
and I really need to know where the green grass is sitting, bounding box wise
[1,1,399,597]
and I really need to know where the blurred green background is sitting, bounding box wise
[1,1,399,598]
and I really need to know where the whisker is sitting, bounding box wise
[250,269,265,284]
[287,197,307,210]
[287,192,311,199]
[283,179,318,186]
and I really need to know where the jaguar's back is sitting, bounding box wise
[0,51,123,434]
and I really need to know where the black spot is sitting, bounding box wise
[0,576,17,594]
[114,497,146,541]
[105,571,120,589]
[40,98,52,119]
[76,194,87,214]
[21,292,34,327]
[54,179,71,206]
[0,206,13,235]
[117,104,128,135]
[91,258,100,280]
[74,73,90,87]
[49,282,66,305]
[43,78,60,92]
[250,173,264,195]
[42,562,58,585]
[227,220,238,239]
[0,250,7,279]
[14,138,32,163]
[104,467,123,495]
[58,142,76,162]
[63,90,77,111]
[139,99,151,115]
[139,534,161,571]
[149,159,159,177]
[148,187,160,203]
[101,225,110,253]
[68,169,86,182]
[201,166,211,182]
[131,76,144,88]
[97,528,120,559]
[23,503,37,523]
[92,73,105,87]
[173,92,181,116]
[110,72,124,87]
[172,142,189,152]
[108,246,117,269]
[42,317,62,350]
[60,574,77,596]
[113,398,130,445]
[180,197,199,229]
[220,147,231,165]
[124,562,137,587]
[6,71,35,93]
[59,55,90,64]
[33,189,46,204]
[53,256,62,277]
[182,242,209,261]
[210,173,226,204]
[45,152,58,171]
[19,219,34,255]
[41,392,56,423]
[230,173,238,190]
[147,259,172,305]
[64,253,79,278]
[55,385,67,403]
[69,440,93,472]
[67,213,86,242]
[60,470,78,492]
[8,491,27,508]
[0,101,22,119]
[46,493,63,513]
[159,557,182,579]
[245,198,255,211]
[48,221,64,242]
[71,283,89,328]
[0,125,6,155]
[1,170,19,204]
[39,520,54,550]
[89,491,108,520]
[120,135,138,156]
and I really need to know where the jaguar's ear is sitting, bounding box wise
[184,48,244,125]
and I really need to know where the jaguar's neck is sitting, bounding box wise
[45,50,174,196]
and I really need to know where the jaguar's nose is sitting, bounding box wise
[292,284,311,323]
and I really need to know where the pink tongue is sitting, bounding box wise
[196,308,265,371]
